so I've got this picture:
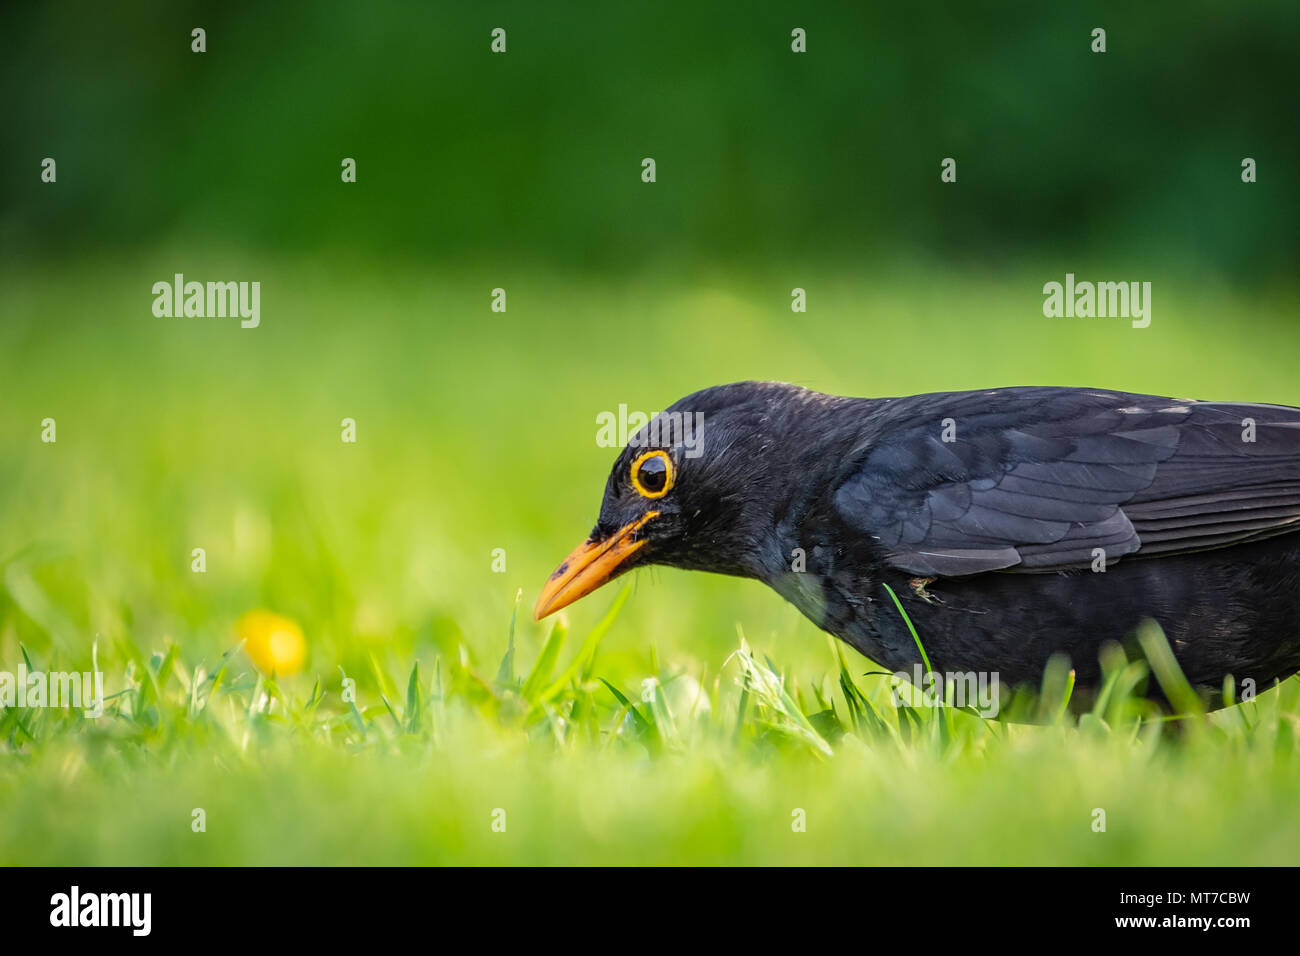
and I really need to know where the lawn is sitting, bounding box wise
[1,254,1298,865]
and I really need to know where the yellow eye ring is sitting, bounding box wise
[630,449,675,499]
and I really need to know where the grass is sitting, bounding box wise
[3,591,1298,866]
[1,254,1298,865]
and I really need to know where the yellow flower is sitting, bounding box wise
[236,610,307,676]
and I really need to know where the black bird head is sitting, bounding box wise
[534,381,859,620]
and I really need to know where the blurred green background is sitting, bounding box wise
[1,2,1298,865]
[4,1,1298,273]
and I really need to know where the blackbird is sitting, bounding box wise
[536,383,1300,700]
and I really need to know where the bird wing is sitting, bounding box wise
[832,387,1300,576]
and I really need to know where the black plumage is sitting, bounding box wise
[536,382,1300,701]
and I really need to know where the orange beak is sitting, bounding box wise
[534,512,659,620]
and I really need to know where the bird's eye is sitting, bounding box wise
[630,449,674,499]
